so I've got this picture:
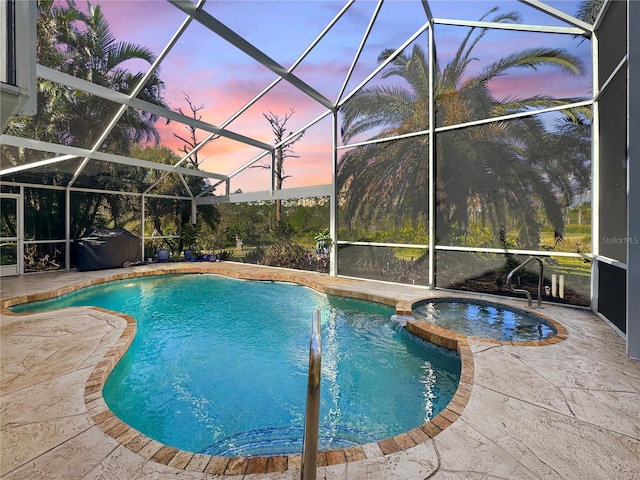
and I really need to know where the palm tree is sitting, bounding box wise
[3,0,170,239]
[338,7,590,248]
[50,0,165,151]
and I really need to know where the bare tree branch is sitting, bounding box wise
[173,92,218,168]
[250,108,306,224]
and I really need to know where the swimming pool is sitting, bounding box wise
[411,298,557,342]
[12,274,461,456]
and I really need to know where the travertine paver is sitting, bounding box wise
[1,262,639,479]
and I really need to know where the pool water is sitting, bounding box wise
[411,299,557,341]
[13,274,461,456]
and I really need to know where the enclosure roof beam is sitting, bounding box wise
[36,65,273,152]
[66,0,203,187]
[0,154,77,176]
[194,0,353,189]
[421,1,434,22]
[0,180,193,201]
[0,135,228,180]
[433,18,586,35]
[167,0,335,111]
[336,0,383,105]
[217,110,332,194]
[338,99,593,150]
[593,0,613,31]
[218,0,354,130]
[519,0,593,33]
[195,185,333,205]
[339,21,430,107]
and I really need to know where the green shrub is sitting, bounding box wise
[216,250,233,261]
[261,239,313,269]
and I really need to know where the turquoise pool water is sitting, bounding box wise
[412,298,556,341]
[13,274,461,456]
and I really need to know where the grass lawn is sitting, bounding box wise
[540,231,591,254]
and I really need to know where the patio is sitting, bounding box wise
[1,263,639,479]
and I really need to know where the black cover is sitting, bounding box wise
[76,228,141,271]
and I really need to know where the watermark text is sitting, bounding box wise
[601,236,639,245]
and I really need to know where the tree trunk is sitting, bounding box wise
[275,145,284,225]
[578,203,582,226]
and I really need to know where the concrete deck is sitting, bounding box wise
[1,263,639,479]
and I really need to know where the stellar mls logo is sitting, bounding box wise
[601,236,640,244]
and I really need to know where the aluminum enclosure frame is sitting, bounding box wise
[0,1,637,358]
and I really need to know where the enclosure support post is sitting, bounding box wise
[65,186,70,271]
[627,0,640,360]
[330,110,338,276]
[428,19,435,289]
[591,30,600,312]
[18,186,24,275]
[141,194,146,260]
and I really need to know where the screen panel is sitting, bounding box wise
[435,250,590,307]
[598,69,627,262]
[337,244,429,286]
[597,260,626,334]
[597,0,627,89]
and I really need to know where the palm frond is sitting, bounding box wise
[475,47,585,85]
[341,86,416,142]
[108,42,155,70]
[576,0,604,23]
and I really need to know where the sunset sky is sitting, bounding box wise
[66,0,591,193]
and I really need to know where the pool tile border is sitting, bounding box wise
[1,263,569,475]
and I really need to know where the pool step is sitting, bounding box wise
[200,424,373,457]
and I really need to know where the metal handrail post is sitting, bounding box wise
[300,309,321,480]
[506,256,544,307]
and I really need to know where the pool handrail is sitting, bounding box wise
[300,309,321,480]
[506,256,544,307]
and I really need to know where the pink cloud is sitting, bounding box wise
[91,1,185,53]
[75,0,593,195]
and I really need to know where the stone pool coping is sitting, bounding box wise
[0,262,564,476]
